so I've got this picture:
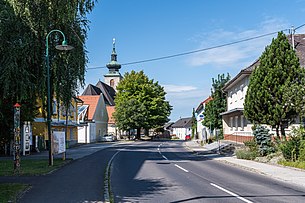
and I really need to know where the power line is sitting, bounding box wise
[87,27,293,70]
[295,23,305,31]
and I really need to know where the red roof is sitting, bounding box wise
[202,96,212,104]
[78,95,100,120]
[106,106,115,124]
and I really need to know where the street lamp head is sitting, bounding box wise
[55,40,74,51]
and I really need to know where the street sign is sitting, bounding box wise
[53,131,66,155]
[23,121,32,155]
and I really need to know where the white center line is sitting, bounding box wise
[175,164,189,172]
[210,183,253,203]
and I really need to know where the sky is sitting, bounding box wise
[83,0,305,122]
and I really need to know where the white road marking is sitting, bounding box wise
[210,183,253,203]
[175,164,189,172]
[162,155,168,160]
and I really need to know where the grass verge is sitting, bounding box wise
[235,149,258,160]
[0,158,71,176]
[0,183,29,203]
[278,160,305,170]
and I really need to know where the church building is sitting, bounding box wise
[81,39,122,138]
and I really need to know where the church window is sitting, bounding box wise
[110,79,115,87]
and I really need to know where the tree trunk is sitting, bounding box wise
[145,128,149,136]
[136,128,141,140]
[280,124,286,141]
[275,125,280,138]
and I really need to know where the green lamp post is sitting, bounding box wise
[45,29,74,166]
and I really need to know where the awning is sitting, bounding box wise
[220,108,244,116]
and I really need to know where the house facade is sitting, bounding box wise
[195,96,213,141]
[221,34,305,143]
[77,94,108,143]
[221,61,257,142]
[172,117,192,140]
[32,96,82,148]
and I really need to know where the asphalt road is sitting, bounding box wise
[111,141,305,203]
[18,144,120,203]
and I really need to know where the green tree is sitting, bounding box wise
[0,0,94,152]
[113,70,172,139]
[202,73,230,137]
[244,32,304,139]
[191,108,197,139]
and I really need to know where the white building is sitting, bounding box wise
[195,96,213,141]
[220,61,257,143]
[221,33,305,142]
[77,94,108,143]
[172,117,192,140]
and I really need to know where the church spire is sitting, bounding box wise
[111,38,117,61]
[106,38,121,72]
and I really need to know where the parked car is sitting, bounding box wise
[101,134,115,142]
[185,135,191,140]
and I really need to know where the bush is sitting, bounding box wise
[244,139,258,152]
[280,136,300,161]
[280,126,305,161]
[236,149,258,160]
[299,140,305,161]
[253,125,274,156]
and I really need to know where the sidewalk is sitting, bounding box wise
[0,142,125,161]
[184,140,305,189]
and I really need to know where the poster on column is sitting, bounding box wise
[53,131,66,154]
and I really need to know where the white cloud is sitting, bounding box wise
[163,84,197,93]
[188,18,290,68]
[162,84,211,121]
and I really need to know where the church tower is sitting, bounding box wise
[104,38,122,91]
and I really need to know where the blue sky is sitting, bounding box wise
[83,0,305,122]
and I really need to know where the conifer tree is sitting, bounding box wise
[244,32,304,138]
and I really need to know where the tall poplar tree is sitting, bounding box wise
[113,71,172,139]
[244,32,304,138]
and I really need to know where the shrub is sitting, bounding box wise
[253,125,274,156]
[299,140,305,162]
[244,139,258,152]
[280,134,300,161]
[280,126,305,161]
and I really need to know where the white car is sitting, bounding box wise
[101,134,115,142]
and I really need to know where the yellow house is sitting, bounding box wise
[32,97,83,149]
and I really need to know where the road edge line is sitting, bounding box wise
[104,149,122,203]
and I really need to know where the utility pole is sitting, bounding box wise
[291,26,295,50]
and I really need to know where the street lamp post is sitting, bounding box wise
[45,29,73,166]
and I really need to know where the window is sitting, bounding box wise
[240,84,244,99]
[52,99,57,115]
[229,91,233,104]
[241,115,244,131]
[110,79,115,87]
[235,116,238,131]
[230,117,233,131]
